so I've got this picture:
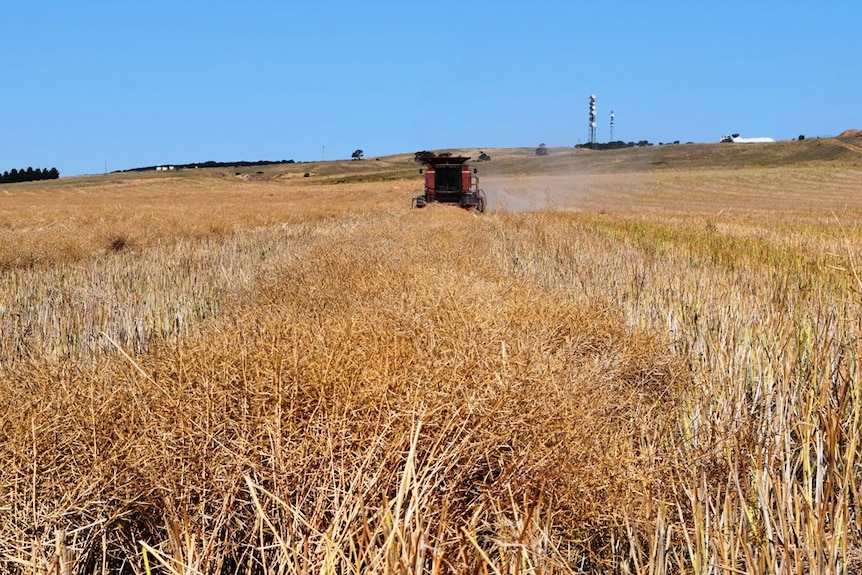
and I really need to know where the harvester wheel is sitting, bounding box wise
[476,190,486,213]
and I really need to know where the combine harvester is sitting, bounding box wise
[412,155,486,213]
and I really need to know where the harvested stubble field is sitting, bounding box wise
[1,139,862,574]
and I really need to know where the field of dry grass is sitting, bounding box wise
[1,140,861,574]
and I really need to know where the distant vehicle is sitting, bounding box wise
[720,133,775,144]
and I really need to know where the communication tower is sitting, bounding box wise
[588,94,597,148]
[610,110,615,142]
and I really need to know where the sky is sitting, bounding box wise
[2,1,860,176]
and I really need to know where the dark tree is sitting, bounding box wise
[351,149,364,160]
[414,150,435,163]
[0,166,60,184]
[535,143,549,156]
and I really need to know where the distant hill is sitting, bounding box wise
[120,159,295,173]
[443,137,862,177]
[114,135,862,179]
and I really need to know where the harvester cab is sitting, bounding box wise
[412,155,486,212]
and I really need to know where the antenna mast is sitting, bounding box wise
[588,94,597,148]
[610,110,615,142]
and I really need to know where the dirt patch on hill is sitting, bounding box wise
[838,128,862,139]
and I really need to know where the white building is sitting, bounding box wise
[720,133,775,143]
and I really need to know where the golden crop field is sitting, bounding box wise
[1,138,861,575]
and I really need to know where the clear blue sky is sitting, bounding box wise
[2,1,859,175]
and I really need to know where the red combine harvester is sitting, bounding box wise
[412,155,486,212]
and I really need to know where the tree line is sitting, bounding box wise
[1,167,60,184]
[122,159,295,173]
